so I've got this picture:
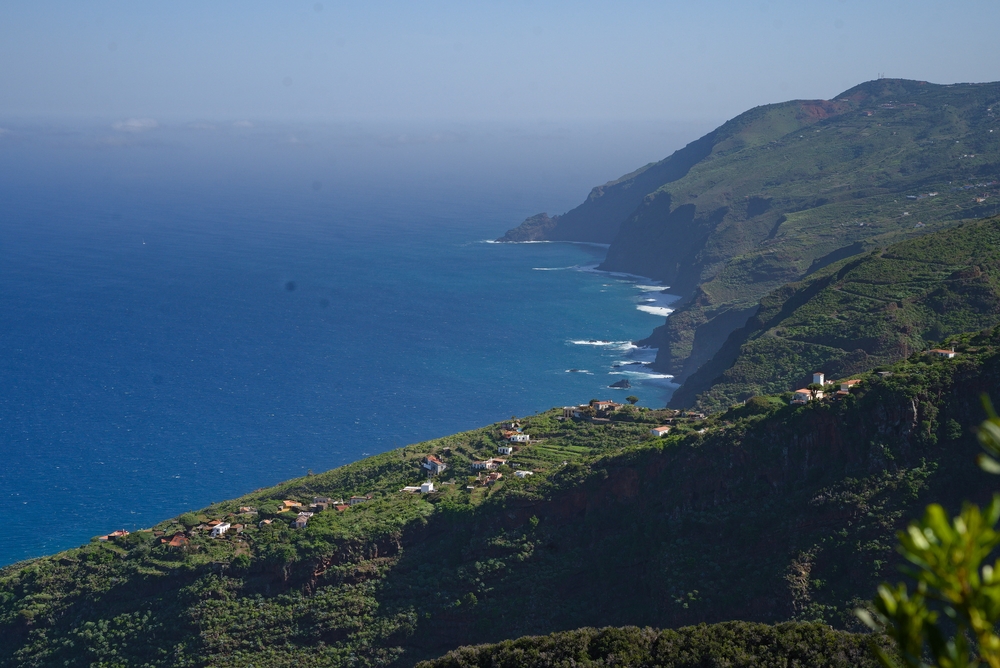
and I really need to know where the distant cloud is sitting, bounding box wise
[232,120,253,128]
[112,118,159,132]
[188,122,215,130]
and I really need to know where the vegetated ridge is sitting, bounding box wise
[417,622,891,668]
[4,327,1000,666]
[673,215,1000,411]
[499,78,1000,393]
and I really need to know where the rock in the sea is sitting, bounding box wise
[609,379,631,389]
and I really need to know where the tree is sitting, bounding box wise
[857,397,1000,667]
[626,395,639,405]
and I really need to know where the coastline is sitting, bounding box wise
[495,239,683,396]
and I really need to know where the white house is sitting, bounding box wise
[497,445,514,455]
[812,372,825,385]
[792,388,822,404]
[349,495,371,506]
[514,471,534,478]
[422,455,448,475]
[930,348,957,358]
[509,433,530,443]
[210,522,232,538]
[420,481,434,494]
[650,425,671,437]
[472,458,505,470]
[840,379,862,392]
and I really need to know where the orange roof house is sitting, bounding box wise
[422,455,448,475]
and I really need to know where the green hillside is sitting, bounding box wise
[5,327,1000,666]
[500,79,1000,385]
[672,215,1000,411]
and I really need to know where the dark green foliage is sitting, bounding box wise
[418,622,890,668]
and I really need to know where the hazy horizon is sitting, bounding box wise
[3,1,999,125]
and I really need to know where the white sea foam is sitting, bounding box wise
[609,370,675,380]
[635,284,667,292]
[532,266,573,271]
[565,369,593,374]
[637,305,674,317]
[568,339,640,352]
[575,266,656,281]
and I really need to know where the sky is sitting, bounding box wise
[2,0,999,124]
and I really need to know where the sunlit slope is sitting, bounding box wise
[673,216,1000,410]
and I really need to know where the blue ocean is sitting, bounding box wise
[0,120,696,566]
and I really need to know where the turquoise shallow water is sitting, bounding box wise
[0,122,680,566]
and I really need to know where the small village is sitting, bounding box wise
[93,398,701,548]
[93,346,969,548]
[93,356,967,547]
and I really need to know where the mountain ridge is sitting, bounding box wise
[499,78,1000,394]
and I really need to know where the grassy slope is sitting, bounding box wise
[4,331,1000,666]
[501,78,1000,384]
[673,215,1000,411]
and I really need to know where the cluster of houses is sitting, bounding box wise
[792,354,957,406]
[792,372,858,404]
[562,400,624,421]
[413,427,540,491]
[174,495,376,542]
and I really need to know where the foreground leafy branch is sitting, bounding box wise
[859,399,1000,667]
